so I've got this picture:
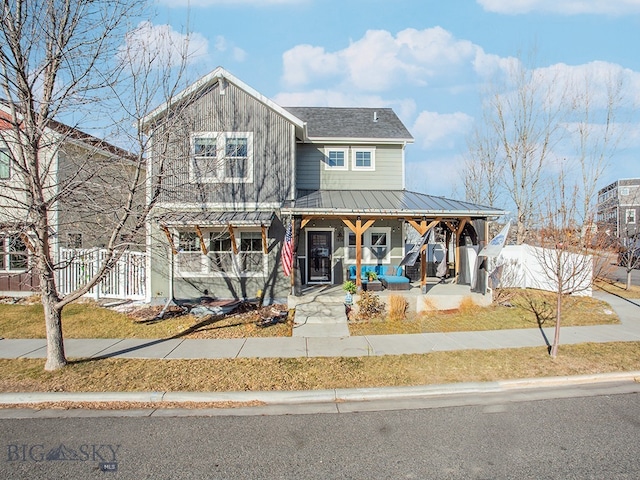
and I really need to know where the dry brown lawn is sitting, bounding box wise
[349,289,620,336]
[0,342,638,393]
[0,300,291,339]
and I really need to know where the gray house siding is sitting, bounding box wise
[296,143,404,191]
[148,213,291,304]
[152,81,295,206]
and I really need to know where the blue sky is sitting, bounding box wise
[140,0,640,201]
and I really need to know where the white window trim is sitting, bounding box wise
[0,147,10,180]
[0,233,30,273]
[174,227,267,278]
[352,147,376,171]
[190,132,254,184]
[324,147,349,171]
[344,227,391,264]
[626,209,636,225]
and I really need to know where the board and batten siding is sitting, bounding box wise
[296,143,404,191]
[152,81,295,205]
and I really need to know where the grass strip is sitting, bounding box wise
[1,342,638,393]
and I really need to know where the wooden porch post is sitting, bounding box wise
[406,218,440,289]
[343,217,375,289]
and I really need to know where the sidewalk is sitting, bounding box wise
[1,291,639,360]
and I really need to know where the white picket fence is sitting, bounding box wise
[58,248,147,300]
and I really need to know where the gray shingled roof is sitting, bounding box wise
[158,211,274,227]
[283,190,505,218]
[284,107,413,141]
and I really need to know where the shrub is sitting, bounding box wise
[355,291,386,321]
[388,295,409,321]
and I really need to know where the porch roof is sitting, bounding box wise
[158,211,274,227]
[283,190,506,218]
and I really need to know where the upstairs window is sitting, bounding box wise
[324,147,348,170]
[225,137,248,178]
[191,132,253,183]
[353,148,375,171]
[0,148,10,180]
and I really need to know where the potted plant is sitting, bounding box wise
[343,280,357,295]
[366,271,378,282]
[343,280,357,306]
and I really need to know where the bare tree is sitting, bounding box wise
[0,1,194,370]
[568,72,624,229]
[534,167,593,358]
[462,116,503,208]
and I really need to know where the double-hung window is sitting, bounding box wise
[209,232,234,272]
[191,132,253,183]
[239,232,263,274]
[0,148,10,180]
[225,137,248,179]
[193,137,218,180]
[175,228,266,277]
[177,231,203,274]
[0,234,28,271]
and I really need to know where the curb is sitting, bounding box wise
[1,371,638,406]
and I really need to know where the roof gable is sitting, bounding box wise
[141,66,305,135]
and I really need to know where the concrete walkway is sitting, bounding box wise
[1,292,639,361]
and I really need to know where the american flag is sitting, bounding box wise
[281,222,294,277]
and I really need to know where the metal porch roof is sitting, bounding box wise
[158,211,274,227]
[283,190,506,218]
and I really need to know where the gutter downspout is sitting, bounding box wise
[156,246,176,319]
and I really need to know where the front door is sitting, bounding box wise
[307,231,332,283]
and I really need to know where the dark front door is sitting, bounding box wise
[308,231,332,283]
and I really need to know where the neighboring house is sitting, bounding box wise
[596,178,640,245]
[0,104,140,296]
[142,67,505,306]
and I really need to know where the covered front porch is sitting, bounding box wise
[282,189,506,298]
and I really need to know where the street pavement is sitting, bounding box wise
[0,290,639,409]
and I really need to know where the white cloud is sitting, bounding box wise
[405,154,467,197]
[411,111,474,149]
[282,27,508,92]
[214,35,247,62]
[118,21,209,68]
[477,0,640,15]
[533,61,640,108]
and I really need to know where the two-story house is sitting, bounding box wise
[597,178,640,245]
[142,67,505,306]
[0,104,140,296]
